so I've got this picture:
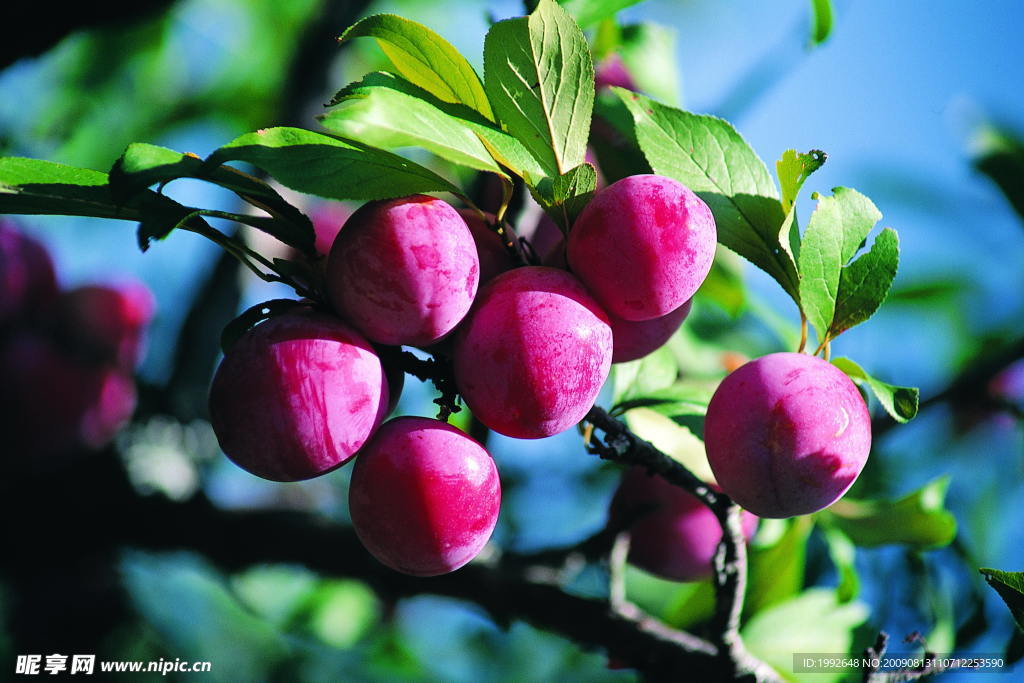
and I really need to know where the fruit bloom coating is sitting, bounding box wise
[349,416,501,576]
[704,352,871,518]
[327,195,479,346]
[454,266,612,439]
[610,468,757,581]
[208,309,387,482]
[610,299,692,363]
[567,175,716,321]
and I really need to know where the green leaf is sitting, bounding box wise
[220,299,306,353]
[322,76,505,176]
[973,126,1024,222]
[743,589,869,683]
[0,156,211,251]
[612,345,678,404]
[829,227,899,338]
[624,407,714,483]
[483,0,594,177]
[980,569,1024,633]
[338,14,493,120]
[614,89,796,303]
[822,526,859,603]
[207,127,463,202]
[831,356,919,423]
[797,187,882,341]
[623,566,714,629]
[777,149,826,213]
[531,162,597,230]
[111,143,316,253]
[559,0,645,28]
[809,0,834,46]
[611,382,711,420]
[617,23,679,105]
[822,477,956,549]
[745,516,813,619]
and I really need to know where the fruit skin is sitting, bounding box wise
[208,309,388,482]
[567,175,716,321]
[349,416,501,576]
[457,209,515,285]
[327,195,480,347]
[0,221,58,324]
[704,352,872,518]
[610,299,692,363]
[454,266,612,439]
[610,467,757,581]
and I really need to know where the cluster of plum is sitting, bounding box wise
[0,221,153,465]
[209,171,874,580]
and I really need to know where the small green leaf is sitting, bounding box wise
[745,516,813,619]
[614,89,795,303]
[809,0,834,46]
[797,187,882,341]
[829,227,899,339]
[531,162,597,230]
[822,477,956,549]
[111,143,315,253]
[559,0,645,28]
[831,356,918,423]
[220,299,306,353]
[777,149,826,213]
[339,14,493,120]
[207,127,463,202]
[484,0,595,177]
[980,568,1024,633]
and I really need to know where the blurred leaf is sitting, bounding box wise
[618,23,679,105]
[743,589,869,683]
[972,126,1024,221]
[231,565,319,627]
[623,407,714,482]
[110,143,315,253]
[624,566,714,630]
[207,127,463,201]
[832,356,919,423]
[822,477,956,548]
[611,382,711,420]
[531,162,597,230]
[220,299,306,353]
[980,568,1024,633]
[339,13,493,120]
[809,0,834,46]
[304,580,380,648]
[828,227,899,339]
[612,345,678,404]
[745,516,813,619]
[797,187,882,342]
[559,0,645,28]
[484,0,594,177]
[614,89,795,303]
[821,526,859,603]
[323,75,506,176]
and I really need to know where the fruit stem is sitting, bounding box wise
[798,311,808,353]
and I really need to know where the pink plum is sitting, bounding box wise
[568,175,716,321]
[704,352,872,518]
[595,54,637,92]
[327,195,479,346]
[56,281,154,369]
[349,416,501,576]
[454,266,612,439]
[610,299,692,363]
[610,467,758,581]
[208,309,388,482]
[0,221,58,324]
[457,209,515,284]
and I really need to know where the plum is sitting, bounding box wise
[349,416,501,576]
[56,281,154,369]
[610,299,692,363]
[567,175,716,321]
[457,209,515,284]
[208,308,388,482]
[703,352,871,518]
[610,467,757,581]
[0,221,58,324]
[454,266,612,439]
[327,195,479,346]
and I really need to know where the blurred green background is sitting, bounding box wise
[2,0,1023,680]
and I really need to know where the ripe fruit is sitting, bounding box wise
[457,209,514,284]
[349,416,501,576]
[610,299,692,363]
[567,175,716,321]
[704,352,871,518]
[0,221,58,324]
[56,281,155,369]
[327,195,480,346]
[454,266,612,439]
[208,309,387,482]
[610,467,757,581]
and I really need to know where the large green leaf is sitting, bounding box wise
[484,0,594,176]
[828,227,900,338]
[797,187,882,341]
[206,127,463,202]
[821,477,956,549]
[980,569,1024,633]
[110,143,315,253]
[614,89,796,303]
[831,356,919,423]
[338,14,493,120]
